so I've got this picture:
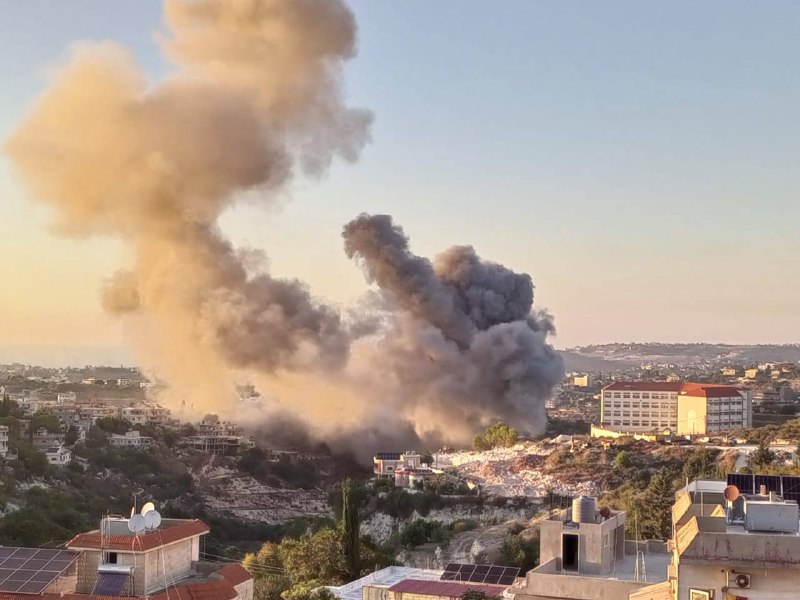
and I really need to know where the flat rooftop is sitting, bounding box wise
[327,566,442,600]
[533,552,670,585]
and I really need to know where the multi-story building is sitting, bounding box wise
[119,407,148,426]
[511,497,670,600]
[638,477,800,600]
[600,382,681,433]
[185,434,255,456]
[109,430,154,450]
[600,382,752,435]
[373,452,422,478]
[0,517,254,600]
[46,444,72,466]
[0,425,8,459]
[57,391,78,404]
[32,427,66,450]
[79,405,120,423]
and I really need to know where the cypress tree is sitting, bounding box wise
[341,478,360,580]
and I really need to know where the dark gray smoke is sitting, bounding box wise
[342,213,564,440]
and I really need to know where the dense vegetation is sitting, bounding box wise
[472,423,519,450]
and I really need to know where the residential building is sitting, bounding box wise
[46,444,72,466]
[109,430,154,450]
[600,381,752,435]
[119,407,148,426]
[185,434,255,456]
[0,425,8,459]
[57,391,78,404]
[374,452,422,478]
[744,368,759,379]
[32,427,66,450]
[0,517,254,600]
[197,417,244,437]
[571,374,591,387]
[510,496,670,600]
[79,405,120,423]
[629,477,800,600]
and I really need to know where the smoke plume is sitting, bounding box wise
[6,0,563,457]
[343,214,564,442]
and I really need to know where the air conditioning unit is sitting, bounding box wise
[727,571,751,589]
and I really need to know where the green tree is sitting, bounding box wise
[95,417,130,435]
[281,581,337,600]
[243,542,289,600]
[501,532,539,572]
[749,440,775,470]
[683,449,719,481]
[281,528,346,586]
[614,450,632,469]
[31,410,60,434]
[472,423,519,450]
[399,519,449,548]
[65,426,80,446]
[633,469,675,540]
[340,479,360,580]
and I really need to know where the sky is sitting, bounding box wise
[1,1,799,366]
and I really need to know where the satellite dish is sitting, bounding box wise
[724,485,740,503]
[144,510,162,530]
[128,514,146,534]
[141,502,156,516]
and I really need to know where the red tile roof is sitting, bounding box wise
[603,381,683,392]
[67,520,209,552]
[604,381,746,398]
[680,383,744,398]
[388,579,508,597]
[215,563,252,586]
[150,579,238,600]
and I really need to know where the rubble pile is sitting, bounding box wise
[199,473,330,523]
[438,441,599,498]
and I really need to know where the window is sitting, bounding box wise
[107,552,118,564]
[603,533,611,548]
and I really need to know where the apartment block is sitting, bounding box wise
[600,381,752,435]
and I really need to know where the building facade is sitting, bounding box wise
[600,382,752,435]
[109,430,154,450]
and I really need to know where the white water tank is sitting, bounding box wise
[572,495,597,524]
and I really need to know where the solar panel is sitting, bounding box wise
[498,569,520,585]
[93,572,128,596]
[441,563,460,581]
[0,547,78,594]
[727,473,754,494]
[375,452,402,460]
[782,476,800,503]
[754,474,782,494]
[439,563,520,585]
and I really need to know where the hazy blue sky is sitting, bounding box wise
[2,1,799,365]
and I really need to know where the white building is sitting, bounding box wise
[119,404,171,427]
[120,407,148,426]
[0,425,8,459]
[109,430,154,450]
[57,391,78,404]
[600,381,752,436]
[46,444,72,466]
[373,452,422,477]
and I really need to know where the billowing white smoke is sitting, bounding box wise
[6,0,563,457]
